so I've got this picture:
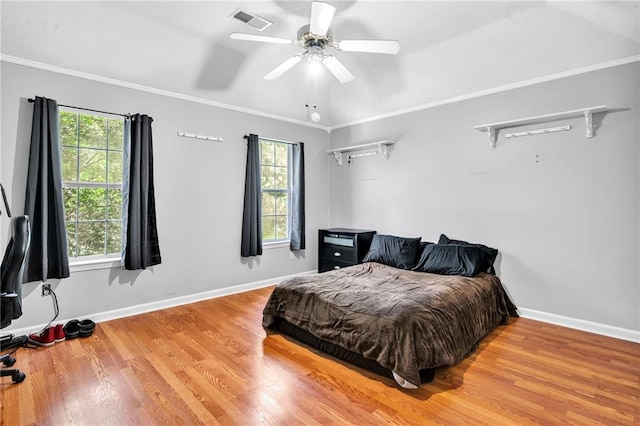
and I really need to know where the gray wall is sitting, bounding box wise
[328,62,639,332]
[1,61,329,330]
[2,60,638,336]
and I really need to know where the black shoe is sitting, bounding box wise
[78,319,95,337]
[63,320,80,340]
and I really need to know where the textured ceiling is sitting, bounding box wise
[1,1,638,128]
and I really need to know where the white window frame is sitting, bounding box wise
[60,108,124,267]
[259,138,292,245]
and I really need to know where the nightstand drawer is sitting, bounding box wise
[322,235,355,247]
[319,258,354,273]
[321,245,357,263]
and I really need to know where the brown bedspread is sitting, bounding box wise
[263,262,517,387]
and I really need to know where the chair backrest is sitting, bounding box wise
[1,215,31,329]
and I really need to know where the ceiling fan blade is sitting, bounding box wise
[229,33,293,45]
[336,40,400,54]
[309,2,336,36]
[322,55,354,83]
[264,55,303,80]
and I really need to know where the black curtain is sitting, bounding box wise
[290,142,305,250]
[241,134,262,257]
[23,96,70,283]
[123,114,161,270]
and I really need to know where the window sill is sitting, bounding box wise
[70,257,121,273]
[263,240,291,250]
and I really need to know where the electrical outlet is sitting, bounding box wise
[41,284,52,297]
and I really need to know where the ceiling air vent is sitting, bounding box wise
[230,8,272,32]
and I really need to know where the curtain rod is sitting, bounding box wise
[28,98,130,118]
[243,134,297,145]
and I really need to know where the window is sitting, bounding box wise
[260,139,291,242]
[60,110,124,259]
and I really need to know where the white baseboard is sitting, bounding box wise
[518,307,640,344]
[8,275,638,345]
[6,270,316,337]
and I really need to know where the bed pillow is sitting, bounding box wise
[413,244,484,277]
[416,241,434,264]
[418,241,434,252]
[362,234,422,270]
[438,234,498,274]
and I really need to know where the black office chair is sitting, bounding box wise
[1,214,31,384]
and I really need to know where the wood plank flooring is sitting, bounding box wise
[1,287,638,425]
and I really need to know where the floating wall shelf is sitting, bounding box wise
[327,141,395,166]
[474,105,608,148]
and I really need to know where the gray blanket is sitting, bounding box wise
[263,262,517,387]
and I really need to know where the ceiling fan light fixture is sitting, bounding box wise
[308,59,323,77]
[307,46,325,62]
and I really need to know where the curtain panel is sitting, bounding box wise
[290,142,305,251]
[23,96,70,283]
[241,134,262,257]
[123,114,162,270]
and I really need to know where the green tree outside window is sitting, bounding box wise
[260,139,291,242]
[61,110,124,258]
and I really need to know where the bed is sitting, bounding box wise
[262,234,518,389]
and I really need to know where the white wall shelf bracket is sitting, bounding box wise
[327,141,395,166]
[487,127,498,149]
[378,143,389,160]
[474,105,607,149]
[584,111,594,138]
[333,151,343,166]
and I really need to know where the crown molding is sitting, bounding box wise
[3,54,637,133]
[328,55,640,131]
[0,54,331,133]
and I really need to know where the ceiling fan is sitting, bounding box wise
[229,1,400,83]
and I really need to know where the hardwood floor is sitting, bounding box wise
[1,287,638,425]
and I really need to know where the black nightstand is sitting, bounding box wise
[318,228,376,273]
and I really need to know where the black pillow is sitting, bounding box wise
[362,234,422,270]
[413,244,484,277]
[418,241,434,252]
[416,241,434,264]
[438,234,498,274]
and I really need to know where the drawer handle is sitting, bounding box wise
[334,252,341,257]
[333,265,341,270]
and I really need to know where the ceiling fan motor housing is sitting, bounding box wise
[297,25,333,49]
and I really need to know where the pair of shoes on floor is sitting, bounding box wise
[63,319,95,340]
[28,324,66,347]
